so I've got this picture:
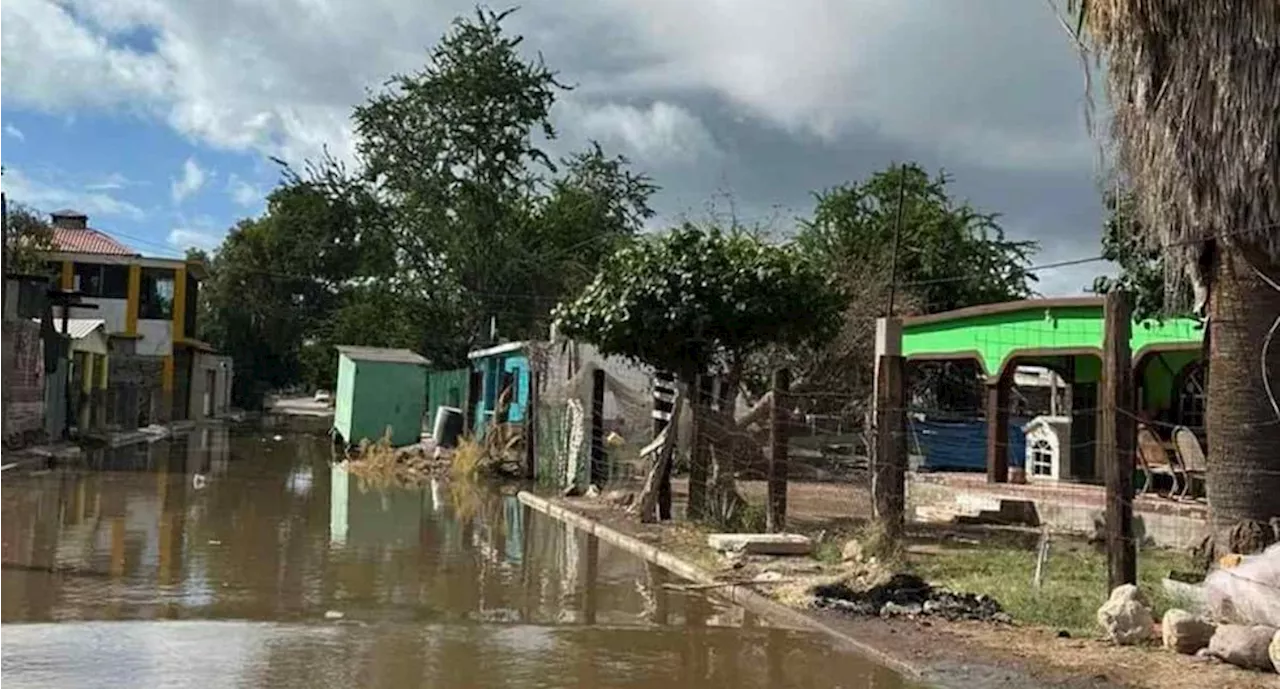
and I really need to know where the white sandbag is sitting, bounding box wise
[1204,543,1280,627]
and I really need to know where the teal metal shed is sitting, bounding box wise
[333,345,430,447]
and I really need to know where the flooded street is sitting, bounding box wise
[2,427,907,688]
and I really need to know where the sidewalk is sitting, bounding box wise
[533,485,1274,689]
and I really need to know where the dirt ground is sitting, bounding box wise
[553,479,1277,689]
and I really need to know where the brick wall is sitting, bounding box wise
[3,320,47,447]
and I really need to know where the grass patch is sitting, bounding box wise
[909,534,1192,637]
[813,540,843,565]
[449,436,485,478]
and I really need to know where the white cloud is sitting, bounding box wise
[1,0,1095,174]
[87,171,141,190]
[171,157,206,203]
[167,227,221,252]
[225,174,265,208]
[561,100,719,166]
[1,167,145,219]
[4,124,25,141]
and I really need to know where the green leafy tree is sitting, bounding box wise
[204,8,656,401]
[1089,190,1191,320]
[798,164,1036,313]
[354,6,566,361]
[3,201,57,275]
[554,223,844,521]
[520,144,657,327]
[778,164,1037,414]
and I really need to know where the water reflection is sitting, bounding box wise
[2,428,905,688]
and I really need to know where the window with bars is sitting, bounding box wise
[1176,362,1207,431]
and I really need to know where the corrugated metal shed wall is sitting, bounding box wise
[426,368,469,430]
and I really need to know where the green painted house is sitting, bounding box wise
[879,296,1206,483]
[333,345,430,447]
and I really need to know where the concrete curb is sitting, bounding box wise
[516,491,925,682]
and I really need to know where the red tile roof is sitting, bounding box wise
[51,227,137,256]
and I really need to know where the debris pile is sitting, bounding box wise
[812,573,1008,623]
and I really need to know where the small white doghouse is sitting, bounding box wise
[1022,415,1071,481]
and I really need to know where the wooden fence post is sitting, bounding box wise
[652,372,677,520]
[767,368,791,533]
[873,354,906,540]
[986,373,1011,484]
[687,375,712,521]
[525,370,539,480]
[1101,289,1136,590]
[589,368,606,488]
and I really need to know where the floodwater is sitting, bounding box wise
[2,427,907,689]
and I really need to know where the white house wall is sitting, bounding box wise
[135,319,173,357]
[81,297,128,333]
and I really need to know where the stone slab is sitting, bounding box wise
[707,533,813,555]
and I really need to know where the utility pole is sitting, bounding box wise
[2,190,8,437]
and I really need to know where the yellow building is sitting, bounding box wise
[42,209,231,426]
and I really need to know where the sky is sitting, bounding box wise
[1,0,1112,294]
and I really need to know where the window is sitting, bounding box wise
[1029,437,1055,478]
[73,263,130,298]
[139,268,175,320]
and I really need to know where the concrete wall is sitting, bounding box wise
[907,473,1208,549]
[65,294,128,332]
[187,352,233,419]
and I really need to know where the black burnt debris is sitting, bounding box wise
[812,573,1009,623]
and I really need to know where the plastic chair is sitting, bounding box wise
[1172,426,1207,500]
[1136,424,1182,497]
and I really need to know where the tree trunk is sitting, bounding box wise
[1205,247,1280,553]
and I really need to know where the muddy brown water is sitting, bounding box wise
[2,427,911,688]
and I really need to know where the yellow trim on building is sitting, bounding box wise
[126,265,141,334]
[162,355,174,392]
[173,265,187,342]
[97,353,109,389]
[82,352,95,394]
[60,261,74,290]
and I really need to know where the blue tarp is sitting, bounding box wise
[910,417,1028,472]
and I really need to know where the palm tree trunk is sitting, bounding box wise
[1205,246,1280,552]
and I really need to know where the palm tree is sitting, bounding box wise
[1066,2,1280,553]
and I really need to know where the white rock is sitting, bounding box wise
[1096,584,1153,645]
[324,610,344,620]
[584,484,601,499]
[1207,624,1277,672]
[1269,629,1280,674]
[840,539,864,563]
[1162,608,1216,654]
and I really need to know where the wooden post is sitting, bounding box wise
[767,368,791,533]
[985,372,1010,483]
[873,355,906,538]
[1101,289,1136,589]
[652,372,677,520]
[589,368,606,488]
[687,375,712,521]
[524,370,539,480]
[464,369,482,436]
